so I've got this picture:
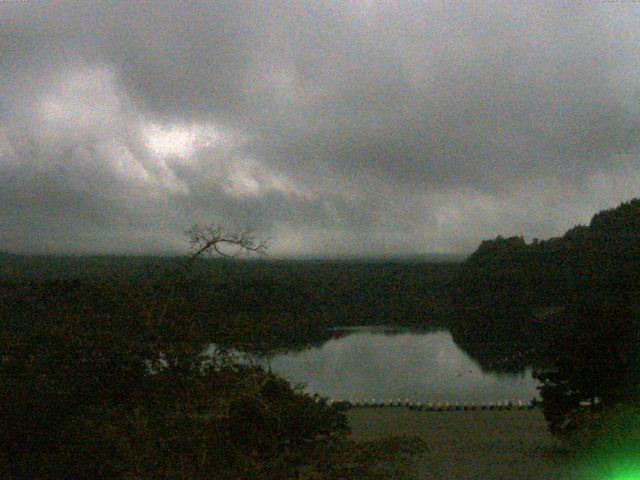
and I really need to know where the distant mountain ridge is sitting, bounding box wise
[0,249,465,282]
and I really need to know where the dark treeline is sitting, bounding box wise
[451,198,640,319]
[448,198,640,446]
[1,251,430,478]
[0,257,456,354]
[0,253,444,477]
[4,198,640,369]
[447,199,640,371]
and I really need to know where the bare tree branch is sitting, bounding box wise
[184,224,269,269]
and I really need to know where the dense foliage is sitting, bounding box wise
[0,276,354,479]
[450,198,640,438]
[0,264,429,479]
[448,199,640,363]
[450,199,640,324]
[534,301,640,437]
[0,258,456,354]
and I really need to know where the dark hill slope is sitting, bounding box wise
[448,198,640,370]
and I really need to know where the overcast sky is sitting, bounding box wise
[1,1,639,256]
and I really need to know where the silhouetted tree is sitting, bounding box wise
[0,226,352,479]
[534,300,640,437]
[448,198,640,373]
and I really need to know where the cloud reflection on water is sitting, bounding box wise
[265,328,540,402]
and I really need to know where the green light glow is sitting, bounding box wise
[610,462,640,479]
[598,458,640,480]
[570,404,640,480]
[609,470,640,480]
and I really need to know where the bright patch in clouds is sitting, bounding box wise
[222,158,305,198]
[144,124,197,159]
[142,120,309,200]
[36,64,123,145]
[3,1,640,255]
[143,122,233,160]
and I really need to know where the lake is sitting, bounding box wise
[255,327,540,404]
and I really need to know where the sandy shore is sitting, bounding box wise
[347,408,574,479]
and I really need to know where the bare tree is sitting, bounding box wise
[89,224,268,364]
[184,224,268,269]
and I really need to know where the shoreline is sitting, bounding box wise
[347,408,571,479]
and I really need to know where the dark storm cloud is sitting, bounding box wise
[1,1,639,255]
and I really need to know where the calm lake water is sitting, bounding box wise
[256,327,540,403]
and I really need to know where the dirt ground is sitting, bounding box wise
[347,408,579,480]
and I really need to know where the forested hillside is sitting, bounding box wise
[448,198,640,370]
[452,198,640,321]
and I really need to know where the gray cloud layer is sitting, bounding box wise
[1,1,640,256]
